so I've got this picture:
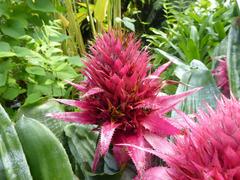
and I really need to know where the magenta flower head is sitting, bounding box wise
[134,97,240,179]
[49,31,199,175]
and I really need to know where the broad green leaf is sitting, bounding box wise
[68,56,84,67]
[2,87,22,100]
[54,66,78,80]
[0,61,11,86]
[51,82,65,97]
[0,3,10,17]
[0,41,11,52]
[26,0,56,12]
[211,37,228,69]
[172,60,220,116]
[94,0,109,22]
[0,104,33,179]
[26,66,46,76]
[13,46,45,66]
[227,17,240,99]
[122,17,136,32]
[17,99,66,140]
[0,52,16,57]
[24,92,43,105]
[1,19,26,38]
[13,46,41,58]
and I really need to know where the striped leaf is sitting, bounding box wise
[227,17,240,99]
[172,60,221,115]
[0,104,32,180]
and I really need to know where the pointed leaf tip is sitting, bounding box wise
[65,80,86,92]
[100,122,120,155]
[55,99,83,108]
[141,113,180,136]
[160,87,202,113]
[82,87,104,98]
[152,61,171,76]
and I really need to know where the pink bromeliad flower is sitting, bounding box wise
[49,32,199,175]
[125,97,240,179]
[212,56,230,97]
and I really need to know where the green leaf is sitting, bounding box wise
[13,46,38,57]
[26,0,56,12]
[54,66,78,80]
[0,41,11,52]
[122,17,136,32]
[2,87,22,100]
[172,60,221,116]
[0,104,33,179]
[29,84,52,96]
[64,124,122,179]
[0,41,16,57]
[68,56,84,67]
[24,92,43,105]
[17,99,67,140]
[1,19,26,38]
[227,17,240,99]
[155,48,190,79]
[0,74,6,87]
[0,3,10,17]
[190,25,199,46]
[0,61,11,86]
[15,116,74,180]
[214,21,226,40]
[13,46,44,66]
[94,0,109,22]
[51,82,65,97]
[26,66,46,76]
[0,52,15,58]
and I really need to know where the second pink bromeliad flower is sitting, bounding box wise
[49,32,199,175]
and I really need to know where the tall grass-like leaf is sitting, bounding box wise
[65,0,85,55]
[94,0,109,22]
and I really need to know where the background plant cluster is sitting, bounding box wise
[0,0,238,179]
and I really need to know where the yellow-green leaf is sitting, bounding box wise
[94,0,109,22]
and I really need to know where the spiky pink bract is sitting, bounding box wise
[212,56,230,97]
[136,97,240,179]
[49,32,198,175]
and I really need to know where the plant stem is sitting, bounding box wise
[113,0,121,29]
[86,0,97,36]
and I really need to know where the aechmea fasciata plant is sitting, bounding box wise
[48,31,199,175]
[212,56,230,97]
[126,97,240,179]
